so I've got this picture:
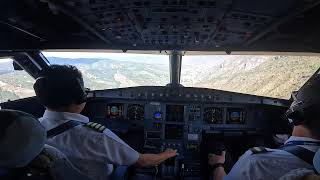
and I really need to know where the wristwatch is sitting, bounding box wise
[210,163,225,171]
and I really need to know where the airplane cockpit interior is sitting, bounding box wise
[1,0,320,179]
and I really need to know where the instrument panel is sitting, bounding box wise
[93,102,250,133]
[83,86,289,179]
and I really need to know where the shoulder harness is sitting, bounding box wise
[250,146,269,154]
[85,122,107,133]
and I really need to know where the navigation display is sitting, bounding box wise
[165,124,183,139]
[106,104,124,119]
[227,108,245,124]
[166,105,184,122]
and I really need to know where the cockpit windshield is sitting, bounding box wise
[43,52,320,99]
[43,52,170,90]
[0,52,319,103]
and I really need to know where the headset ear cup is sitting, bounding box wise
[33,77,50,105]
[73,78,87,104]
[286,110,305,126]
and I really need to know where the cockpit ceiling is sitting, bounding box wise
[1,0,320,52]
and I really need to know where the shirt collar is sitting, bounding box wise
[40,110,89,129]
[285,136,320,144]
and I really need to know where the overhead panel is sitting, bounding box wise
[1,0,320,51]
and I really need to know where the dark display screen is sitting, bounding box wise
[106,104,124,119]
[165,124,183,139]
[166,105,184,122]
[227,108,245,124]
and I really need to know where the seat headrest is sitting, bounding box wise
[313,149,320,174]
[0,109,46,168]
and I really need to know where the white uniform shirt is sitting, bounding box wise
[39,110,140,180]
[225,136,320,180]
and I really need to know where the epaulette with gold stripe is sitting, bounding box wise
[85,122,106,133]
[250,146,268,154]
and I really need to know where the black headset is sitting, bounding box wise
[285,103,319,126]
[34,76,88,107]
[285,70,320,126]
[284,98,306,126]
[285,90,319,126]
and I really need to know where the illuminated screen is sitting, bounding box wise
[107,104,124,119]
[165,124,183,139]
[227,108,245,124]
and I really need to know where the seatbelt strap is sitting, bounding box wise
[285,141,320,146]
[47,120,84,138]
[279,145,315,165]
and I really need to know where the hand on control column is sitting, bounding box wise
[162,148,178,159]
[136,149,178,167]
[208,151,226,166]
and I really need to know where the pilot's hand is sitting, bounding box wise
[162,148,178,158]
[208,151,226,166]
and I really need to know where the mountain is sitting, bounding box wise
[75,58,169,89]
[181,56,320,99]
[0,55,319,102]
[0,70,35,102]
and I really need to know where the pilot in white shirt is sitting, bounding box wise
[224,136,320,180]
[207,75,320,180]
[34,65,177,180]
[39,110,138,180]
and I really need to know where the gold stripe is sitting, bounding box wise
[91,123,98,127]
[95,124,102,129]
[99,126,106,131]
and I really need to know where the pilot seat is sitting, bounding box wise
[0,109,92,180]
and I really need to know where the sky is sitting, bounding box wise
[0,58,13,63]
[42,51,169,64]
[2,51,277,67]
[0,52,232,68]
[41,51,240,65]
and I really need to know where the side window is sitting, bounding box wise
[0,58,35,102]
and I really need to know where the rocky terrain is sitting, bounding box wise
[181,56,320,99]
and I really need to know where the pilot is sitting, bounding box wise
[33,65,177,180]
[208,73,320,180]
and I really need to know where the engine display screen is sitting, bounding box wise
[227,108,245,124]
[166,105,184,122]
[165,124,183,139]
[106,104,124,119]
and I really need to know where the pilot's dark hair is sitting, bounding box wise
[33,65,87,109]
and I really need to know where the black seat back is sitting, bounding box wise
[0,145,92,180]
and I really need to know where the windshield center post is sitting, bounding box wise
[168,51,183,87]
